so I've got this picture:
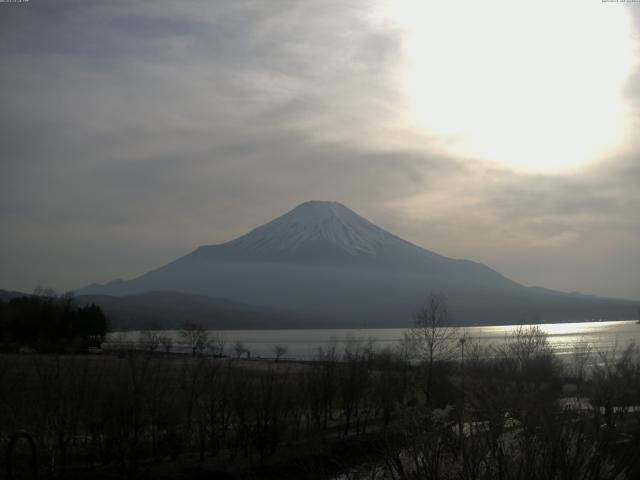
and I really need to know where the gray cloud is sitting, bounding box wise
[0,0,639,300]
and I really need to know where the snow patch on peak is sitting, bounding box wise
[226,201,402,256]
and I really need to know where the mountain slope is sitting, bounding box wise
[76,291,310,330]
[77,201,639,326]
[1,289,309,330]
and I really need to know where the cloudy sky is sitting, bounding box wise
[1,0,639,300]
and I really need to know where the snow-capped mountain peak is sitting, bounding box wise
[225,201,401,256]
[75,201,634,328]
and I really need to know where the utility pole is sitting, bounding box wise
[460,336,466,412]
[459,336,467,469]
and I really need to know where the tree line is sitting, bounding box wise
[0,288,108,351]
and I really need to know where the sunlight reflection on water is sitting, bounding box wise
[107,320,639,361]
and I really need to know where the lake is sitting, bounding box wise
[107,320,640,361]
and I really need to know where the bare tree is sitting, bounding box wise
[338,338,369,436]
[207,332,226,357]
[32,355,90,476]
[503,325,551,365]
[571,336,593,395]
[160,334,173,354]
[180,322,209,356]
[33,285,57,299]
[310,340,339,430]
[409,293,457,402]
[233,340,247,359]
[272,344,287,362]
[138,329,163,353]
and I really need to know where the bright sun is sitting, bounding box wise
[379,0,637,173]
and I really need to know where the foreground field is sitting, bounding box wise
[3,327,640,479]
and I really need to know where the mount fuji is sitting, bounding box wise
[77,201,638,327]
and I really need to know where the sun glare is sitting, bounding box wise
[379,0,637,172]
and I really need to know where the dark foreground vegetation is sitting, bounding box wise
[0,288,108,352]
[2,295,640,479]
